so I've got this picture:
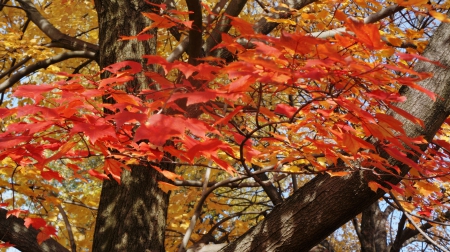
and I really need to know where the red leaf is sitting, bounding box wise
[88,169,109,181]
[0,242,15,248]
[396,52,444,66]
[7,209,28,218]
[0,135,32,150]
[24,217,47,229]
[134,114,185,146]
[389,105,424,128]
[384,145,418,171]
[168,90,218,106]
[119,34,153,41]
[213,106,244,127]
[13,84,54,103]
[104,61,142,74]
[37,225,57,244]
[41,169,64,182]
[106,111,147,129]
[274,104,297,118]
[71,121,117,144]
[228,16,255,35]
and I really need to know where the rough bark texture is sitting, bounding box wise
[91,1,173,251]
[0,208,69,252]
[359,203,390,252]
[220,16,450,252]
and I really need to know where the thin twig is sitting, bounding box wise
[390,192,450,252]
[57,204,77,252]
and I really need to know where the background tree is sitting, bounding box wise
[0,0,450,252]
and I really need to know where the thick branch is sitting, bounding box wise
[204,0,248,54]
[220,17,450,252]
[0,50,96,92]
[186,0,203,65]
[17,0,98,52]
[0,208,69,252]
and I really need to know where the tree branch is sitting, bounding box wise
[57,205,76,252]
[0,50,96,92]
[390,192,450,252]
[220,18,450,252]
[0,208,70,252]
[16,0,98,52]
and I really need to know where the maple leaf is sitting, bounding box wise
[158,181,178,193]
[134,114,186,147]
[103,61,142,74]
[37,225,58,244]
[6,209,29,218]
[13,84,54,103]
[0,135,32,150]
[71,120,117,144]
[41,169,64,182]
[88,169,110,181]
[24,217,47,230]
[274,104,298,118]
[346,19,385,50]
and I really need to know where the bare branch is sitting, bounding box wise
[57,204,76,252]
[390,192,450,252]
[179,167,212,252]
[0,50,96,92]
[17,0,98,52]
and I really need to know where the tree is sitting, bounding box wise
[0,0,450,251]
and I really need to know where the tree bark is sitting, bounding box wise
[220,16,450,252]
[0,208,69,252]
[91,1,173,251]
[359,203,390,252]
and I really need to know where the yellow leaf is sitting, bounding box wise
[265,17,296,26]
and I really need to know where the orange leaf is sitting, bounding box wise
[327,171,350,177]
[368,181,388,193]
[346,19,385,50]
[429,10,450,23]
[111,91,141,106]
[158,181,178,193]
[103,159,127,183]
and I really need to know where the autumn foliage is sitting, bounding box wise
[1,0,450,250]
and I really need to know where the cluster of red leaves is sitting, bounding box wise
[0,16,448,242]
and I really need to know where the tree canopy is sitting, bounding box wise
[1,0,450,251]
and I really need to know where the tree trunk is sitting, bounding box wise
[221,17,450,252]
[359,203,390,252]
[91,1,173,251]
